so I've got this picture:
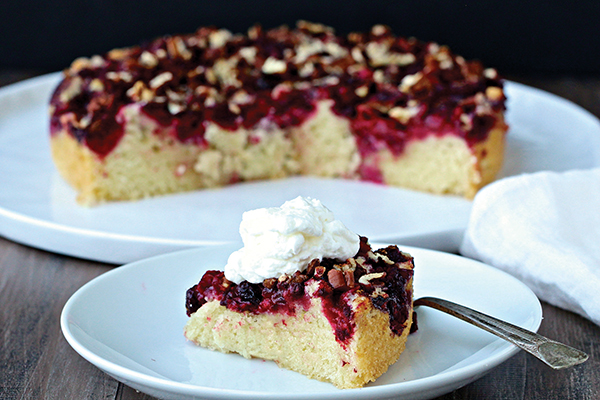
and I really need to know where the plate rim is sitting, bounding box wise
[60,244,543,400]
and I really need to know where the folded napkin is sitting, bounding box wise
[460,168,600,326]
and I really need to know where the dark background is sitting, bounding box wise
[2,0,599,76]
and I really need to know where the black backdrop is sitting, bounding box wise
[2,0,599,75]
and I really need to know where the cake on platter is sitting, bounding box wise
[49,21,507,205]
[184,196,415,388]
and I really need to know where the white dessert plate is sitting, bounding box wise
[1,74,600,263]
[61,244,543,400]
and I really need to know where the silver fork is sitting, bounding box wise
[414,297,589,369]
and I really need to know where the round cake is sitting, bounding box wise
[49,21,508,205]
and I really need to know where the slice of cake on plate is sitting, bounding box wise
[184,197,415,388]
[49,21,507,205]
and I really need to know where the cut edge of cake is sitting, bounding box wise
[50,102,506,205]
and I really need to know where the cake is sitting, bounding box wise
[183,196,415,388]
[49,21,507,205]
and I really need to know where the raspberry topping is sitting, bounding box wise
[185,237,414,345]
[50,21,505,163]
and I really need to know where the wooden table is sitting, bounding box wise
[1,70,599,400]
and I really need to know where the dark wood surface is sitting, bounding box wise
[1,70,599,400]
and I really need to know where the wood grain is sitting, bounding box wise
[1,70,599,400]
[0,238,116,399]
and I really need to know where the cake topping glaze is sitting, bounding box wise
[224,196,360,284]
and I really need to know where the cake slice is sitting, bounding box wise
[184,197,414,388]
[184,239,414,389]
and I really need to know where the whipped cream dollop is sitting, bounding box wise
[224,196,360,284]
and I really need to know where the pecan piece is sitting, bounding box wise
[314,266,327,278]
[291,272,308,284]
[344,270,355,288]
[358,272,386,286]
[263,278,277,289]
[306,259,320,276]
[327,269,347,290]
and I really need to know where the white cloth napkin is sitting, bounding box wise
[460,168,600,326]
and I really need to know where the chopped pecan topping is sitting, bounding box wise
[50,20,505,160]
[263,278,277,289]
[344,270,355,288]
[328,269,347,289]
[314,266,327,278]
[306,259,319,276]
[291,272,308,284]
[358,272,386,285]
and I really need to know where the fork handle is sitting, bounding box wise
[414,297,588,369]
